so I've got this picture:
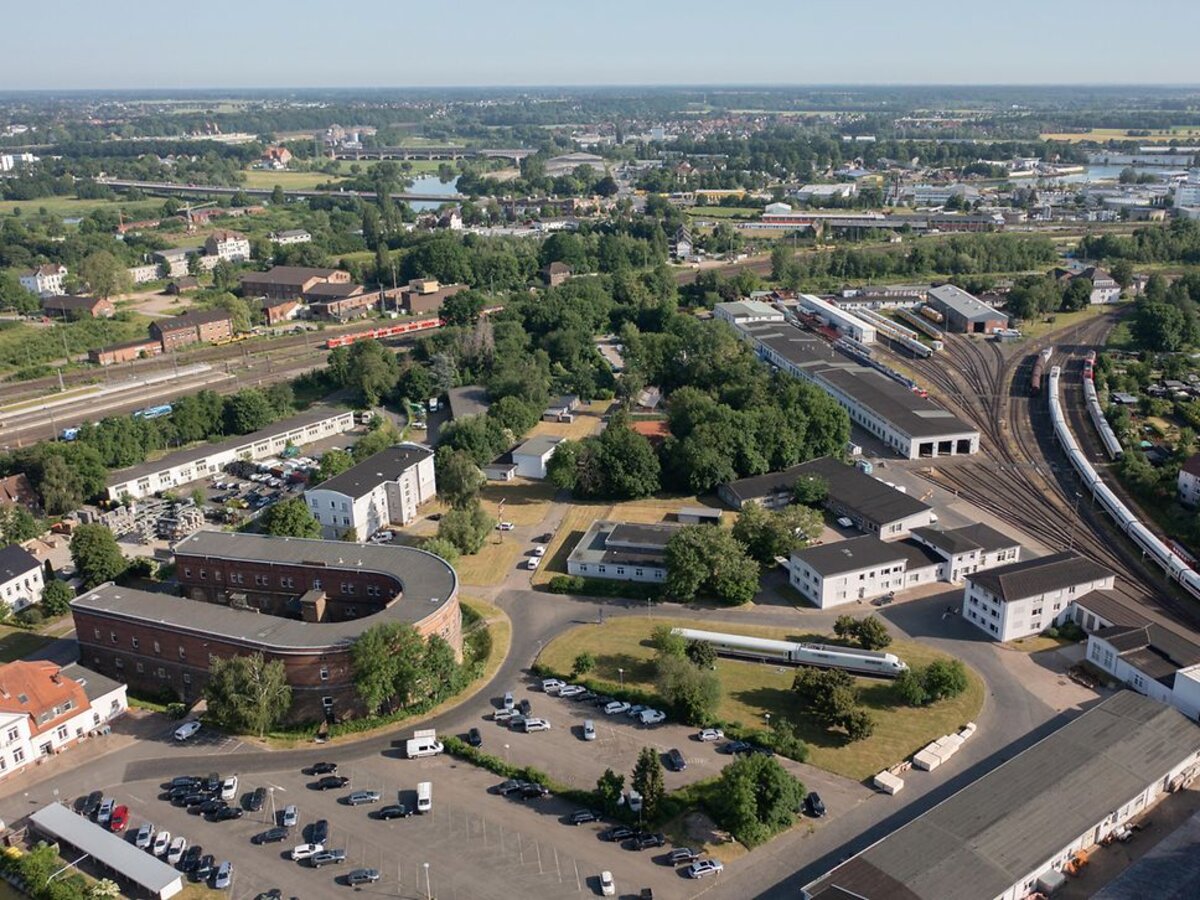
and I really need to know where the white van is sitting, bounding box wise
[405,728,443,759]
[416,781,432,814]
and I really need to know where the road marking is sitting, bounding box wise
[127,794,144,804]
[573,858,581,892]
[266,783,286,792]
[518,830,524,864]
[536,840,543,874]
[554,846,562,882]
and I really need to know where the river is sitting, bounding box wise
[406,174,460,211]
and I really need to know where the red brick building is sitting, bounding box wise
[70,532,460,722]
[40,295,115,319]
[88,339,163,366]
[240,266,351,301]
[150,309,234,351]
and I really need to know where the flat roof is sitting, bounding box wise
[741,324,976,441]
[927,284,1007,323]
[30,802,182,897]
[514,435,564,458]
[568,520,678,569]
[792,535,908,577]
[76,534,456,651]
[312,443,432,499]
[59,663,125,704]
[807,692,1200,900]
[715,300,781,318]
[107,406,352,486]
[968,551,1114,602]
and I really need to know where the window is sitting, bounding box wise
[110,631,117,644]
[320,667,329,681]
[93,628,101,641]
[153,641,160,654]
[5,727,18,743]
[55,725,68,741]
[157,668,166,679]
[199,569,207,580]
[184,568,192,578]
[183,673,191,685]
[131,636,139,649]
[114,658,124,670]
[13,748,24,764]
[312,578,322,591]
[178,647,186,660]
[136,662,144,673]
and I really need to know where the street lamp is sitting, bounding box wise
[423,862,431,900]
[618,668,624,688]
[504,743,510,765]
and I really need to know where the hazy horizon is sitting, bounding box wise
[4,0,1200,91]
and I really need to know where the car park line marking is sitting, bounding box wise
[536,840,543,874]
[573,858,581,892]
[518,831,525,864]
[554,846,561,882]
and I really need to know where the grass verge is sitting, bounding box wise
[0,626,55,663]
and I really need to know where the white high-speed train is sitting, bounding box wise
[1082,361,1124,461]
[670,628,909,678]
[1048,365,1200,600]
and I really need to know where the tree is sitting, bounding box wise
[271,184,286,206]
[793,474,828,506]
[711,753,806,848]
[792,666,859,724]
[833,614,857,642]
[436,499,495,554]
[339,526,359,542]
[596,768,626,816]
[420,536,461,566]
[70,524,127,588]
[441,290,486,326]
[420,635,465,702]
[88,879,122,900]
[632,746,665,821]
[204,652,293,737]
[665,525,761,605]
[1109,258,1133,290]
[841,707,876,741]
[351,622,425,714]
[316,448,354,484]
[435,447,486,509]
[40,454,85,514]
[731,501,821,565]
[685,639,718,670]
[650,624,687,658]
[223,389,275,434]
[40,579,74,617]
[352,417,402,461]
[573,651,597,677]
[545,439,581,491]
[854,616,892,650]
[327,340,400,406]
[894,668,929,706]
[572,416,660,500]
[656,654,721,725]
[921,658,970,702]
[261,497,322,538]
[1062,276,1093,312]
[0,504,40,544]
[77,251,132,300]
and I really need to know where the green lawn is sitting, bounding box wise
[240,169,347,190]
[0,626,56,663]
[685,206,762,219]
[540,616,984,781]
[0,316,153,374]
[0,197,164,219]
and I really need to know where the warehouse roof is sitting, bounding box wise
[312,443,432,499]
[567,520,680,570]
[514,435,564,458]
[967,551,1114,602]
[107,406,351,486]
[30,802,182,898]
[239,265,343,285]
[1072,589,1146,628]
[607,522,683,548]
[791,535,907,577]
[927,284,1007,324]
[796,457,932,525]
[806,692,1200,900]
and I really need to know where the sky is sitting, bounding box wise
[5,0,1200,90]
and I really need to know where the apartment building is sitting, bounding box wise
[304,444,437,540]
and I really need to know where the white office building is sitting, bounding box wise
[305,443,436,540]
[512,436,564,480]
[1084,624,1200,721]
[797,293,878,343]
[19,264,67,297]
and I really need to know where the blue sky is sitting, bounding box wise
[5,0,1200,90]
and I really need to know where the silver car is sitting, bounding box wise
[347,790,381,806]
[214,861,233,890]
[281,805,298,828]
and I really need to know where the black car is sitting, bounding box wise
[209,806,244,822]
[246,787,267,812]
[254,892,283,900]
[666,748,687,771]
[747,743,775,757]
[309,762,338,775]
[195,799,227,815]
[804,792,826,818]
[466,727,483,747]
[632,832,665,850]
[592,695,614,708]
[170,776,202,790]
[193,854,215,882]
[601,825,635,842]
[377,804,411,820]
[82,791,103,818]
[204,772,221,792]
[180,845,203,872]
[315,775,350,791]
[252,827,289,845]
[168,785,195,801]
[517,698,532,715]
[492,779,524,796]
[181,792,209,808]
[311,819,330,845]
[569,809,598,825]
[518,783,549,800]
[719,740,752,755]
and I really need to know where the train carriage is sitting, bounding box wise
[671,628,908,678]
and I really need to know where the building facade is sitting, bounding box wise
[20,264,67,297]
[203,230,251,262]
[304,444,437,540]
[926,284,1008,333]
[239,266,351,301]
[512,436,564,479]
[789,537,910,608]
[0,544,44,612]
[1178,455,1200,506]
[567,520,681,583]
[150,310,233,351]
[1085,625,1200,720]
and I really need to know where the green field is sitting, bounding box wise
[686,206,761,219]
[0,196,164,220]
[540,616,984,781]
[0,316,152,374]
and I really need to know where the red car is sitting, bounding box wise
[108,805,129,832]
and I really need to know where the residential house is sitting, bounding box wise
[269,229,312,245]
[203,230,250,263]
[0,661,127,780]
[153,248,193,278]
[671,226,693,260]
[0,544,44,612]
[437,209,463,230]
[304,444,436,540]
[127,264,160,285]
[150,309,234,352]
[0,474,39,514]
[261,146,293,169]
[567,521,682,583]
[512,436,564,480]
[19,264,67,298]
[1179,455,1200,507]
[962,551,1116,642]
[40,295,115,320]
[541,262,572,286]
[1054,264,1122,305]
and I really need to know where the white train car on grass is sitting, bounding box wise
[671,628,908,677]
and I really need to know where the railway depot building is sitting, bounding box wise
[70,532,460,722]
[304,443,437,539]
[803,691,1200,900]
[106,406,355,500]
[961,551,1117,642]
[926,283,1009,334]
[737,323,979,459]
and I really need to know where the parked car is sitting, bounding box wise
[181,792,208,808]
[558,685,585,699]
[640,709,666,726]
[174,721,202,742]
[281,805,298,828]
[82,791,103,819]
[466,727,482,747]
[532,545,546,557]
[153,831,171,857]
[167,836,188,865]
[290,843,324,861]
[308,762,338,775]
[508,714,527,731]
[246,787,267,812]
[496,522,514,531]
[523,717,551,732]
[518,783,549,800]
[633,832,665,850]
[626,704,647,718]
[719,740,751,755]
[583,720,597,741]
[668,848,700,866]
[503,691,515,710]
[601,825,635,842]
[311,820,329,845]
[209,807,244,822]
[253,827,289,845]
[220,776,238,801]
[134,823,155,849]
[310,849,346,868]
[804,792,826,818]
[97,798,115,826]
[315,776,350,791]
[492,780,524,796]
[600,871,616,897]
[666,749,687,772]
[193,855,215,883]
[348,869,380,886]
[109,805,129,832]
[347,790,381,806]
[377,804,411,820]
[213,861,233,890]
[836,516,855,528]
[686,860,724,879]
[697,728,724,742]
[526,557,540,570]
[169,776,202,790]
[180,845,203,872]
[604,701,630,716]
[493,708,516,723]
[518,698,533,715]
[569,809,598,825]
[541,678,565,694]
[575,690,597,703]
[195,799,226,815]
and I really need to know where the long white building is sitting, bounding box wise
[798,293,878,343]
[304,443,436,540]
[107,407,356,501]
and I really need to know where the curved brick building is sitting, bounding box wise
[70,532,459,722]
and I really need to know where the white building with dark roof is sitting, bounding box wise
[788,536,911,608]
[1085,624,1200,720]
[304,443,436,539]
[962,551,1116,641]
[804,691,1200,900]
[0,543,43,612]
[1178,454,1200,506]
[567,520,682,583]
[909,523,1021,583]
[19,263,67,297]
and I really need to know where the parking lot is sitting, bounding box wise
[94,753,720,899]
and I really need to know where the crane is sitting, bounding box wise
[180,200,218,232]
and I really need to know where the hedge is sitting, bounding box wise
[546,574,665,601]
